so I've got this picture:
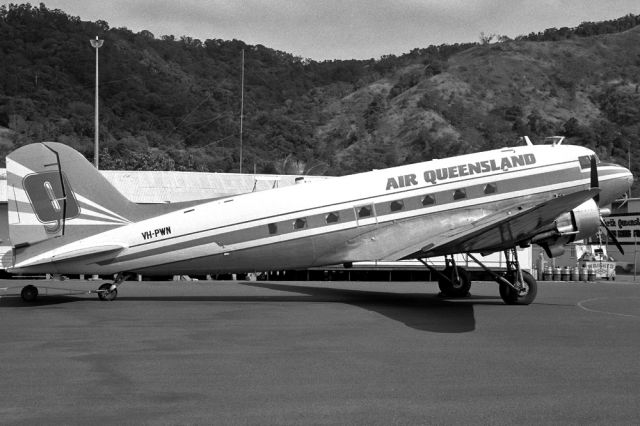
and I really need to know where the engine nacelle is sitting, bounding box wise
[533,199,601,257]
[554,199,601,240]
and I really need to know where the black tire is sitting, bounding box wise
[500,271,537,305]
[97,283,117,301]
[438,266,471,297]
[21,285,38,302]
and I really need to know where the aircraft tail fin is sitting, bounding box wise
[7,142,137,247]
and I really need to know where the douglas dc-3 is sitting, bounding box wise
[6,137,633,304]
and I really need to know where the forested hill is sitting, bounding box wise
[1,4,640,192]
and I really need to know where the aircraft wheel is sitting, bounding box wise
[21,285,38,302]
[500,271,537,305]
[97,283,117,301]
[438,266,471,297]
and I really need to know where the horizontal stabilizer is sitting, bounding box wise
[12,243,128,269]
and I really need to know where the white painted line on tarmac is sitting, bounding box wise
[577,297,640,319]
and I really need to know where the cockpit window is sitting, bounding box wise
[579,155,599,170]
[578,156,591,170]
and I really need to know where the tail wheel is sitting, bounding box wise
[438,266,471,297]
[21,285,39,302]
[500,270,537,305]
[97,283,118,301]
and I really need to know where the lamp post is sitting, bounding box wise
[90,36,104,169]
[239,48,245,174]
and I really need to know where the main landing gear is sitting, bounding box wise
[467,248,537,305]
[420,248,538,305]
[418,255,471,298]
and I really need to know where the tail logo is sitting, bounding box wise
[23,171,80,232]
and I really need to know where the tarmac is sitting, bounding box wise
[1,278,639,425]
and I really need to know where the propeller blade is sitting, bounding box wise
[591,155,600,205]
[600,217,624,255]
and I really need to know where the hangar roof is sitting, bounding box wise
[0,169,329,203]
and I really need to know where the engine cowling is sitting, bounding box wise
[533,199,601,257]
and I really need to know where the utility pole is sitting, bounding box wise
[628,141,632,198]
[90,36,104,169]
[239,49,245,174]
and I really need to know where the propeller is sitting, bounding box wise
[591,155,624,254]
[600,217,625,255]
[590,155,599,205]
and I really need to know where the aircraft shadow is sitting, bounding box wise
[1,281,506,333]
[0,295,83,307]
[238,282,505,333]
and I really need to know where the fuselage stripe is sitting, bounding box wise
[99,173,590,267]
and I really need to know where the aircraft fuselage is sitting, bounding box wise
[8,143,632,276]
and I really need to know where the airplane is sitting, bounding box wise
[5,136,633,305]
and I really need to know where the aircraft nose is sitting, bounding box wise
[597,162,633,206]
[625,169,634,187]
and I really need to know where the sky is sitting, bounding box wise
[15,0,640,60]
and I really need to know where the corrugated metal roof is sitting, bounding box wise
[0,169,329,203]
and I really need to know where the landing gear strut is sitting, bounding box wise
[467,248,538,305]
[96,272,130,301]
[499,249,537,305]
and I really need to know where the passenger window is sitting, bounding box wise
[453,189,467,200]
[390,200,404,212]
[484,183,497,194]
[358,206,372,218]
[326,212,339,224]
[293,218,307,230]
[422,195,435,206]
[268,223,278,235]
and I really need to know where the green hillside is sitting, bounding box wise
[1,3,639,192]
[324,25,640,176]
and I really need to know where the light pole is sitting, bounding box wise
[239,48,245,174]
[90,36,104,169]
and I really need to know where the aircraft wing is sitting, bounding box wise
[394,189,599,259]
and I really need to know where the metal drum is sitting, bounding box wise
[543,266,553,281]
[579,267,589,281]
[571,267,580,281]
